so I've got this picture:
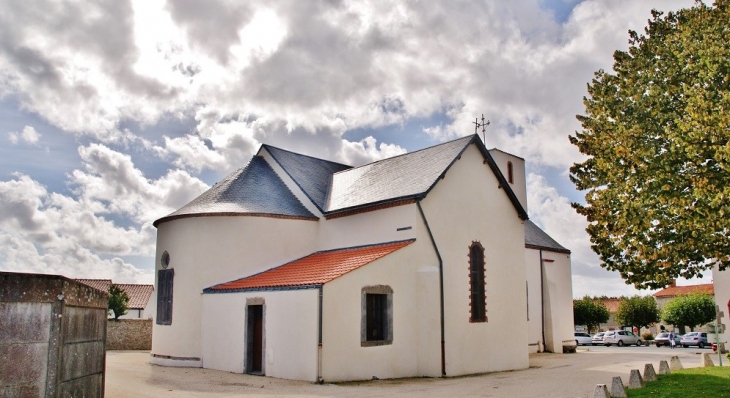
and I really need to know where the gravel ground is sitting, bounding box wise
[105,346,724,398]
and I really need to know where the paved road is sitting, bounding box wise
[105,347,726,398]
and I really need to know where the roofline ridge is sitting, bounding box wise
[488,147,526,161]
[313,238,416,254]
[330,134,476,177]
[262,143,353,168]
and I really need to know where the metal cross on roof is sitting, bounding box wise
[472,114,490,143]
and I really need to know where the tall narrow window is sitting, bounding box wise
[366,294,387,341]
[507,161,514,184]
[361,285,393,346]
[157,269,174,325]
[469,242,487,322]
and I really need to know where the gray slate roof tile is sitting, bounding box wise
[326,136,474,212]
[524,220,570,253]
[154,156,316,226]
[264,145,351,212]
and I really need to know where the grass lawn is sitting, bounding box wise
[627,366,730,398]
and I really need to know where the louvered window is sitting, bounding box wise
[157,269,174,325]
[469,242,487,322]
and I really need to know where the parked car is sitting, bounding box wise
[654,332,681,347]
[604,330,643,346]
[575,332,592,346]
[591,332,605,346]
[681,332,709,348]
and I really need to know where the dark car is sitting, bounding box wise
[654,332,680,347]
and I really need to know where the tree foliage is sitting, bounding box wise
[573,296,610,333]
[569,1,730,289]
[661,293,716,331]
[615,295,660,330]
[108,285,129,320]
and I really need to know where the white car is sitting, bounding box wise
[574,332,592,346]
[603,330,643,346]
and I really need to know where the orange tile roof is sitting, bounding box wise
[209,240,415,292]
[75,279,154,309]
[653,283,714,298]
[76,279,112,292]
[114,284,154,309]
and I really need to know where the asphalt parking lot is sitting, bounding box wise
[105,346,726,398]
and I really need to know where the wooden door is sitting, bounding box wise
[247,305,263,374]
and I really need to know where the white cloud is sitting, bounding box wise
[0,0,704,294]
[0,145,209,282]
[340,136,407,166]
[7,125,40,145]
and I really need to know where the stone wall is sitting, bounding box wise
[1,272,108,397]
[107,319,152,350]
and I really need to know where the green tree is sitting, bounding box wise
[661,293,716,332]
[573,296,610,334]
[569,1,730,289]
[615,296,659,331]
[108,285,129,320]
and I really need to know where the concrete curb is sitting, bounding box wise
[628,369,644,389]
[658,360,670,375]
[643,363,657,382]
[609,376,626,398]
[592,384,609,398]
[670,355,683,371]
[702,353,715,367]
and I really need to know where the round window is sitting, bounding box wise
[161,251,170,269]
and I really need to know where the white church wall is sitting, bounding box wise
[713,265,730,348]
[151,216,318,366]
[320,239,440,381]
[488,149,527,214]
[316,203,418,251]
[420,143,529,376]
[201,289,319,381]
[541,251,574,353]
[525,249,543,353]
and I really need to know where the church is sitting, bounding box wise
[149,134,574,382]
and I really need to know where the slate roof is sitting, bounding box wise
[154,156,317,226]
[524,220,571,254]
[155,134,529,226]
[206,240,414,292]
[264,144,352,212]
[653,284,714,298]
[326,136,474,212]
[114,284,154,309]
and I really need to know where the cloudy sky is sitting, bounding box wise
[0,0,707,296]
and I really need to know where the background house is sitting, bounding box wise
[76,279,155,319]
[653,281,714,333]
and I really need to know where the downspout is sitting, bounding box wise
[539,249,546,352]
[317,285,323,383]
[417,200,446,377]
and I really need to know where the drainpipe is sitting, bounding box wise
[539,250,546,352]
[417,200,446,376]
[317,285,323,383]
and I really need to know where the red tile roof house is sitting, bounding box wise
[150,135,574,382]
[76,279,155,319]
[653,281,715,334]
